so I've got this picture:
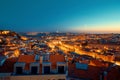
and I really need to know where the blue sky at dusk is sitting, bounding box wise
[0,0,120,32]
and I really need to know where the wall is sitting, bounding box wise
[11,74,66,80]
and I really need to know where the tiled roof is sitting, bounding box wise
[89,59,109,67]
[18,55,35,63]
[68,62,104,80]
[0,58,17,73]
[106,66,120,80]
[50,54,65,69]
[17,55,35,70]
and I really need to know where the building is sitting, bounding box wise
[0,54,67,80]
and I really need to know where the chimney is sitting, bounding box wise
[40,56,43,64]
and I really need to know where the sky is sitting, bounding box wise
[0,0,120,33]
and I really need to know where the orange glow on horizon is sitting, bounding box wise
[68,24,120,33]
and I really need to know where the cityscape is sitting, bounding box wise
[0,30,120,80]
[0,0,120,80]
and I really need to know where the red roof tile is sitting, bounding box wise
[0,58,17,72]
[18,55,35,70]
[89,59,109,67]
[68,62,104,80]
[107,66,120,80]
[18,55,35,63]
[50,54,65,69]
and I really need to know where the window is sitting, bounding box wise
[44,66,50,74]
[58,66,64,74]
[76,62,88,70]
[16,67,22,74]
[31,66,38,74]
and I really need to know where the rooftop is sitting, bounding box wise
[49,54,65,69]
[17,55,35,70]
[0,58,17,73]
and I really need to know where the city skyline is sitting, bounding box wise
[0,0,120,33]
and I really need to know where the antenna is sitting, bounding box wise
[56,29,59,33]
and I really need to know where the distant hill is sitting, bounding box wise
[0,30,27,40]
